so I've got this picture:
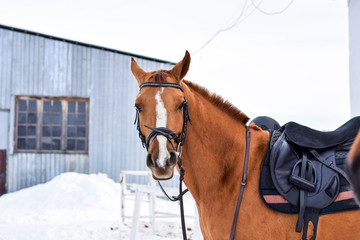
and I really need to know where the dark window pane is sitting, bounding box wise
[77,140,85,150]
[52,139,61,150]
[28,100,37,112]
[77,114,86,125]
[68,101,76,112]
[18,138,26,149]
[43,114,51,124]
[43,101,51,112]
[53,114,61,124]
[67,127,76,137]
[19,100,27,111]
[52,127,61,137]
[78,102,86,112]
[28,113,36,124]
[53,101,61,112]
[68,114,76,125]
[77,127,86,137]
[18,113,26,124]
[27,139,36,149]
[42,142,51,150]
[28,126,36,136]
[18,126,26,136]
[67,139,75,150]
[42,127,51,137]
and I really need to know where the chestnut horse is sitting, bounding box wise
[131,51,360,239]
[347,131,360,204]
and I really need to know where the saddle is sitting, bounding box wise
[259,117,360,240]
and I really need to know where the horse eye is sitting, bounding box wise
[135,105,142,112]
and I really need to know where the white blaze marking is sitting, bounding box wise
[155,88,170,168]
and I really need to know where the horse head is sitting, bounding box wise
[131,51,191,180]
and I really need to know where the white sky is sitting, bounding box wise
[0,0,350,130]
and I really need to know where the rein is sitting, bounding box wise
[134,82,191,240]
[230,126,251,240]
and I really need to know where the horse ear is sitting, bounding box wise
[170,50,191,82]
[131,57,147,86]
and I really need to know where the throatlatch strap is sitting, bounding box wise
[230,126,251,240]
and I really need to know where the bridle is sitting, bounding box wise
[134,82,191,152]
[134,82,251,240]
[134,82,191,240]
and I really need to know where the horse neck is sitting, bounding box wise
[181,84,250,201]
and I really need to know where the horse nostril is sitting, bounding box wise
[168,152,177,166]
[146,154,155,168]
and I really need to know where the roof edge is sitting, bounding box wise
[0,24,176,65]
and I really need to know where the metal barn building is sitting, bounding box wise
[0,24,174,193]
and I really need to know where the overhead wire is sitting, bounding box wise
[192,0,251,56]
[192,0,295,56]
[250,0,296,15]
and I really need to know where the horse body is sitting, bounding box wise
[180,81,297,239]
[131,51,360,239]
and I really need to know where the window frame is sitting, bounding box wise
[14,96,89,154]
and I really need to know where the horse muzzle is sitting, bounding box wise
[146,151,177,180]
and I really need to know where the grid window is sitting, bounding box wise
[66,101,88,151]
[16,99,37,150]
[15,97,89,153]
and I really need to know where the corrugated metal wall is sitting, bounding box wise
[0,26,176,192]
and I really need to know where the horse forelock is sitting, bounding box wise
[183,80,249,124]
[152,70,168,84]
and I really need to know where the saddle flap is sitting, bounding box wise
[269,133,340,209]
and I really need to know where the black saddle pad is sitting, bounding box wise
[259,130,359,215]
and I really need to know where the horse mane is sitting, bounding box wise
[183,80,249,124]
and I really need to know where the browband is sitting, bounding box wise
[139,82,184,92]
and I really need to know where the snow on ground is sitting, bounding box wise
[0,172,198,240]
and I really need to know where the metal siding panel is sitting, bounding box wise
[70,44,90,97]
[43,39,52,96]
[102,52,109,176]
[0,29,13,109]
[6,155,13,192]
[50,155,55,181]
[111,54,124,181]
[8,96,15,154]
[71,45,78,96]
[11,32,20,96]
[88,48,103,174]
[7,153,89,192]
[37,37,46,96]
[105,52,115,177]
